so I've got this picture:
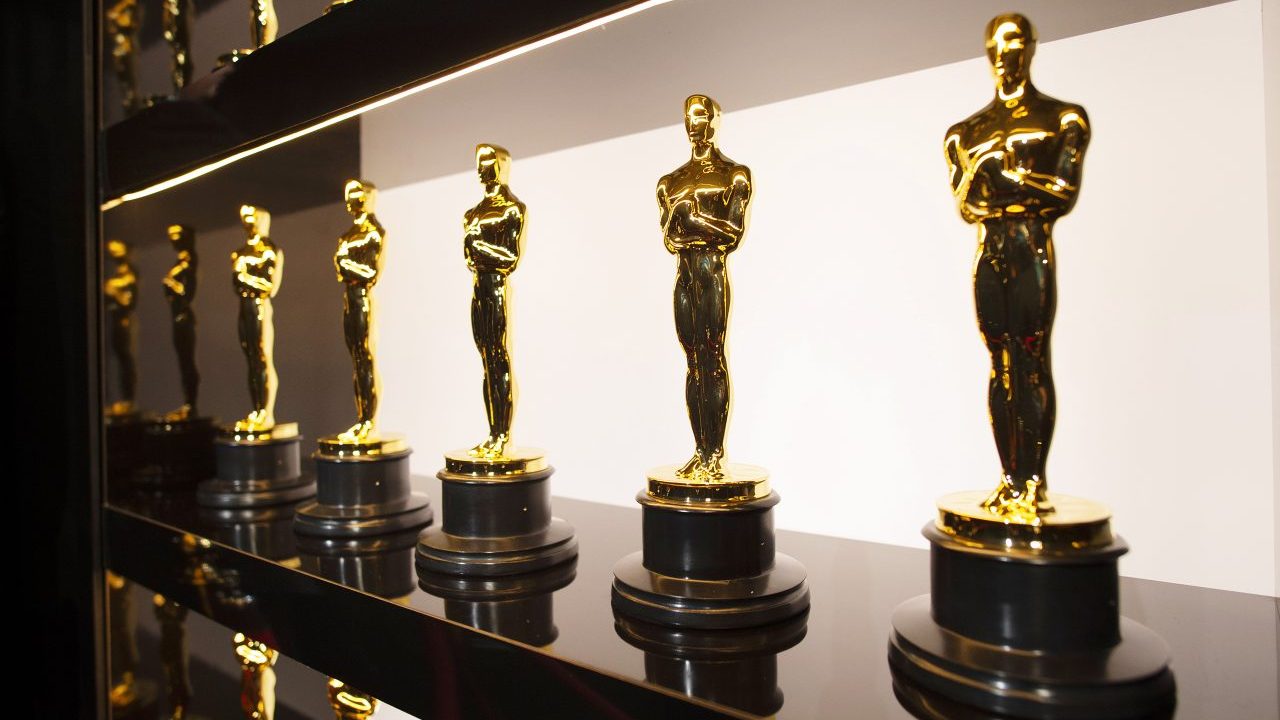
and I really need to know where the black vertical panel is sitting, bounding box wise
[2,0,104,717]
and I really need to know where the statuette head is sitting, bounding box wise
[344,179,377,216]
[239,204,271,237]
[106,238,130,261]
[985,13,1036,91]
[475,144,511,187]
[684,94,720,148]
[166,224,194,251]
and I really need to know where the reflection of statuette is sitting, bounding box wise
[415,147,575,578]
[105,239,139,417]
[162,0,195,92]
[610,97,807,631]
[944,12,1090,522]
[108,572,159,718]
[106,0,142,115]
[234,633,278,720]
[296,180,430,539]
[326,679,377,720]
[216,0,279,67]
[887,16,1174,720]
[154,595,193,720]
[163,224,201,422]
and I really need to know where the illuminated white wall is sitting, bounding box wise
[366,0,1276,596]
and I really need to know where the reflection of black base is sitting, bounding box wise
[198,502,302,561]
[109,679,159,720]
[294,449,432,538]
[136,417,216,486]
[614,611,807,717]
[106,413,150,486]
[297,527,420,598]
[612,492,809,630]
[416,467,576,576]
[198,434,315,508]
[419,558,576,647]
[888,526,1175,719]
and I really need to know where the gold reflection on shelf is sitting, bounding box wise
[231,205,284,434]
[652,94,758,497]
[105,238,139,417]
[234,633,278,720]
[163,224,201,422]
[327,678,378,720]
[320,179,401,456]
[944,14,1090,523]
[216,0,279,67]
[107,571,140,710]
[161,0,194,92]
[106,0,142,116]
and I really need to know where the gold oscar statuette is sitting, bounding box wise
[320,179,402,456]
[233,633,278,720]
[442,143,546,477]
[228,205,295,440]
[217,0,279,67]
[938,12,1103,540]
[106,0,142,116]
[105,238,139,418]
[326,679,378,720]
[163,224,202,422]
[610,96,807,631]
[162,0,194,93]
[107,572,140,711]
[650,94,765,501]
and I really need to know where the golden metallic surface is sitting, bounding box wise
[232,205,284,434]
[106,0,142,115]
[221,421,298,443]
[153,595,192,720]
[163,224,201,421]
[646,463,770,504]
[107,571,141,710]
[935,491,1113,554]
[217,0,278,67]
[321,179,396,452]
[442,446,547,478]
[105,238,139,417]
[161,0,194,92]
[326,679,378,720]
[233,633,278,720]
[944,14,1090,521]
[461,143,531,463]
[323,0,356,14]
[655,94,753,484]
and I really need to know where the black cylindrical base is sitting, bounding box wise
[419,558,575,647]
[135,417,216,486]
[415,468,577,577]
[888,523,1175,719]
[105,413,149,487]
[611,491,809,629]
[197,502,301,561]
[294,449,432,538]
[198,435,315,508]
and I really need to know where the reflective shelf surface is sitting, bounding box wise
[106,476,1279,719]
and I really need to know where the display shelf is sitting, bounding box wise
[102,0,644,201]
[105,477,1280,719]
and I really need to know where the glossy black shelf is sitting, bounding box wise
[102,0,641,200]
[105,476,1280,719]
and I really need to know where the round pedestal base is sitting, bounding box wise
[297,528,420,597]
[295,448,432,538]
[611,551,809,630]
[889,595,1175,720]
[136,416,216,487]
[419,560,576,647]
[199,432,315,508]
[416,465,576,576]
[105,412,150,487]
